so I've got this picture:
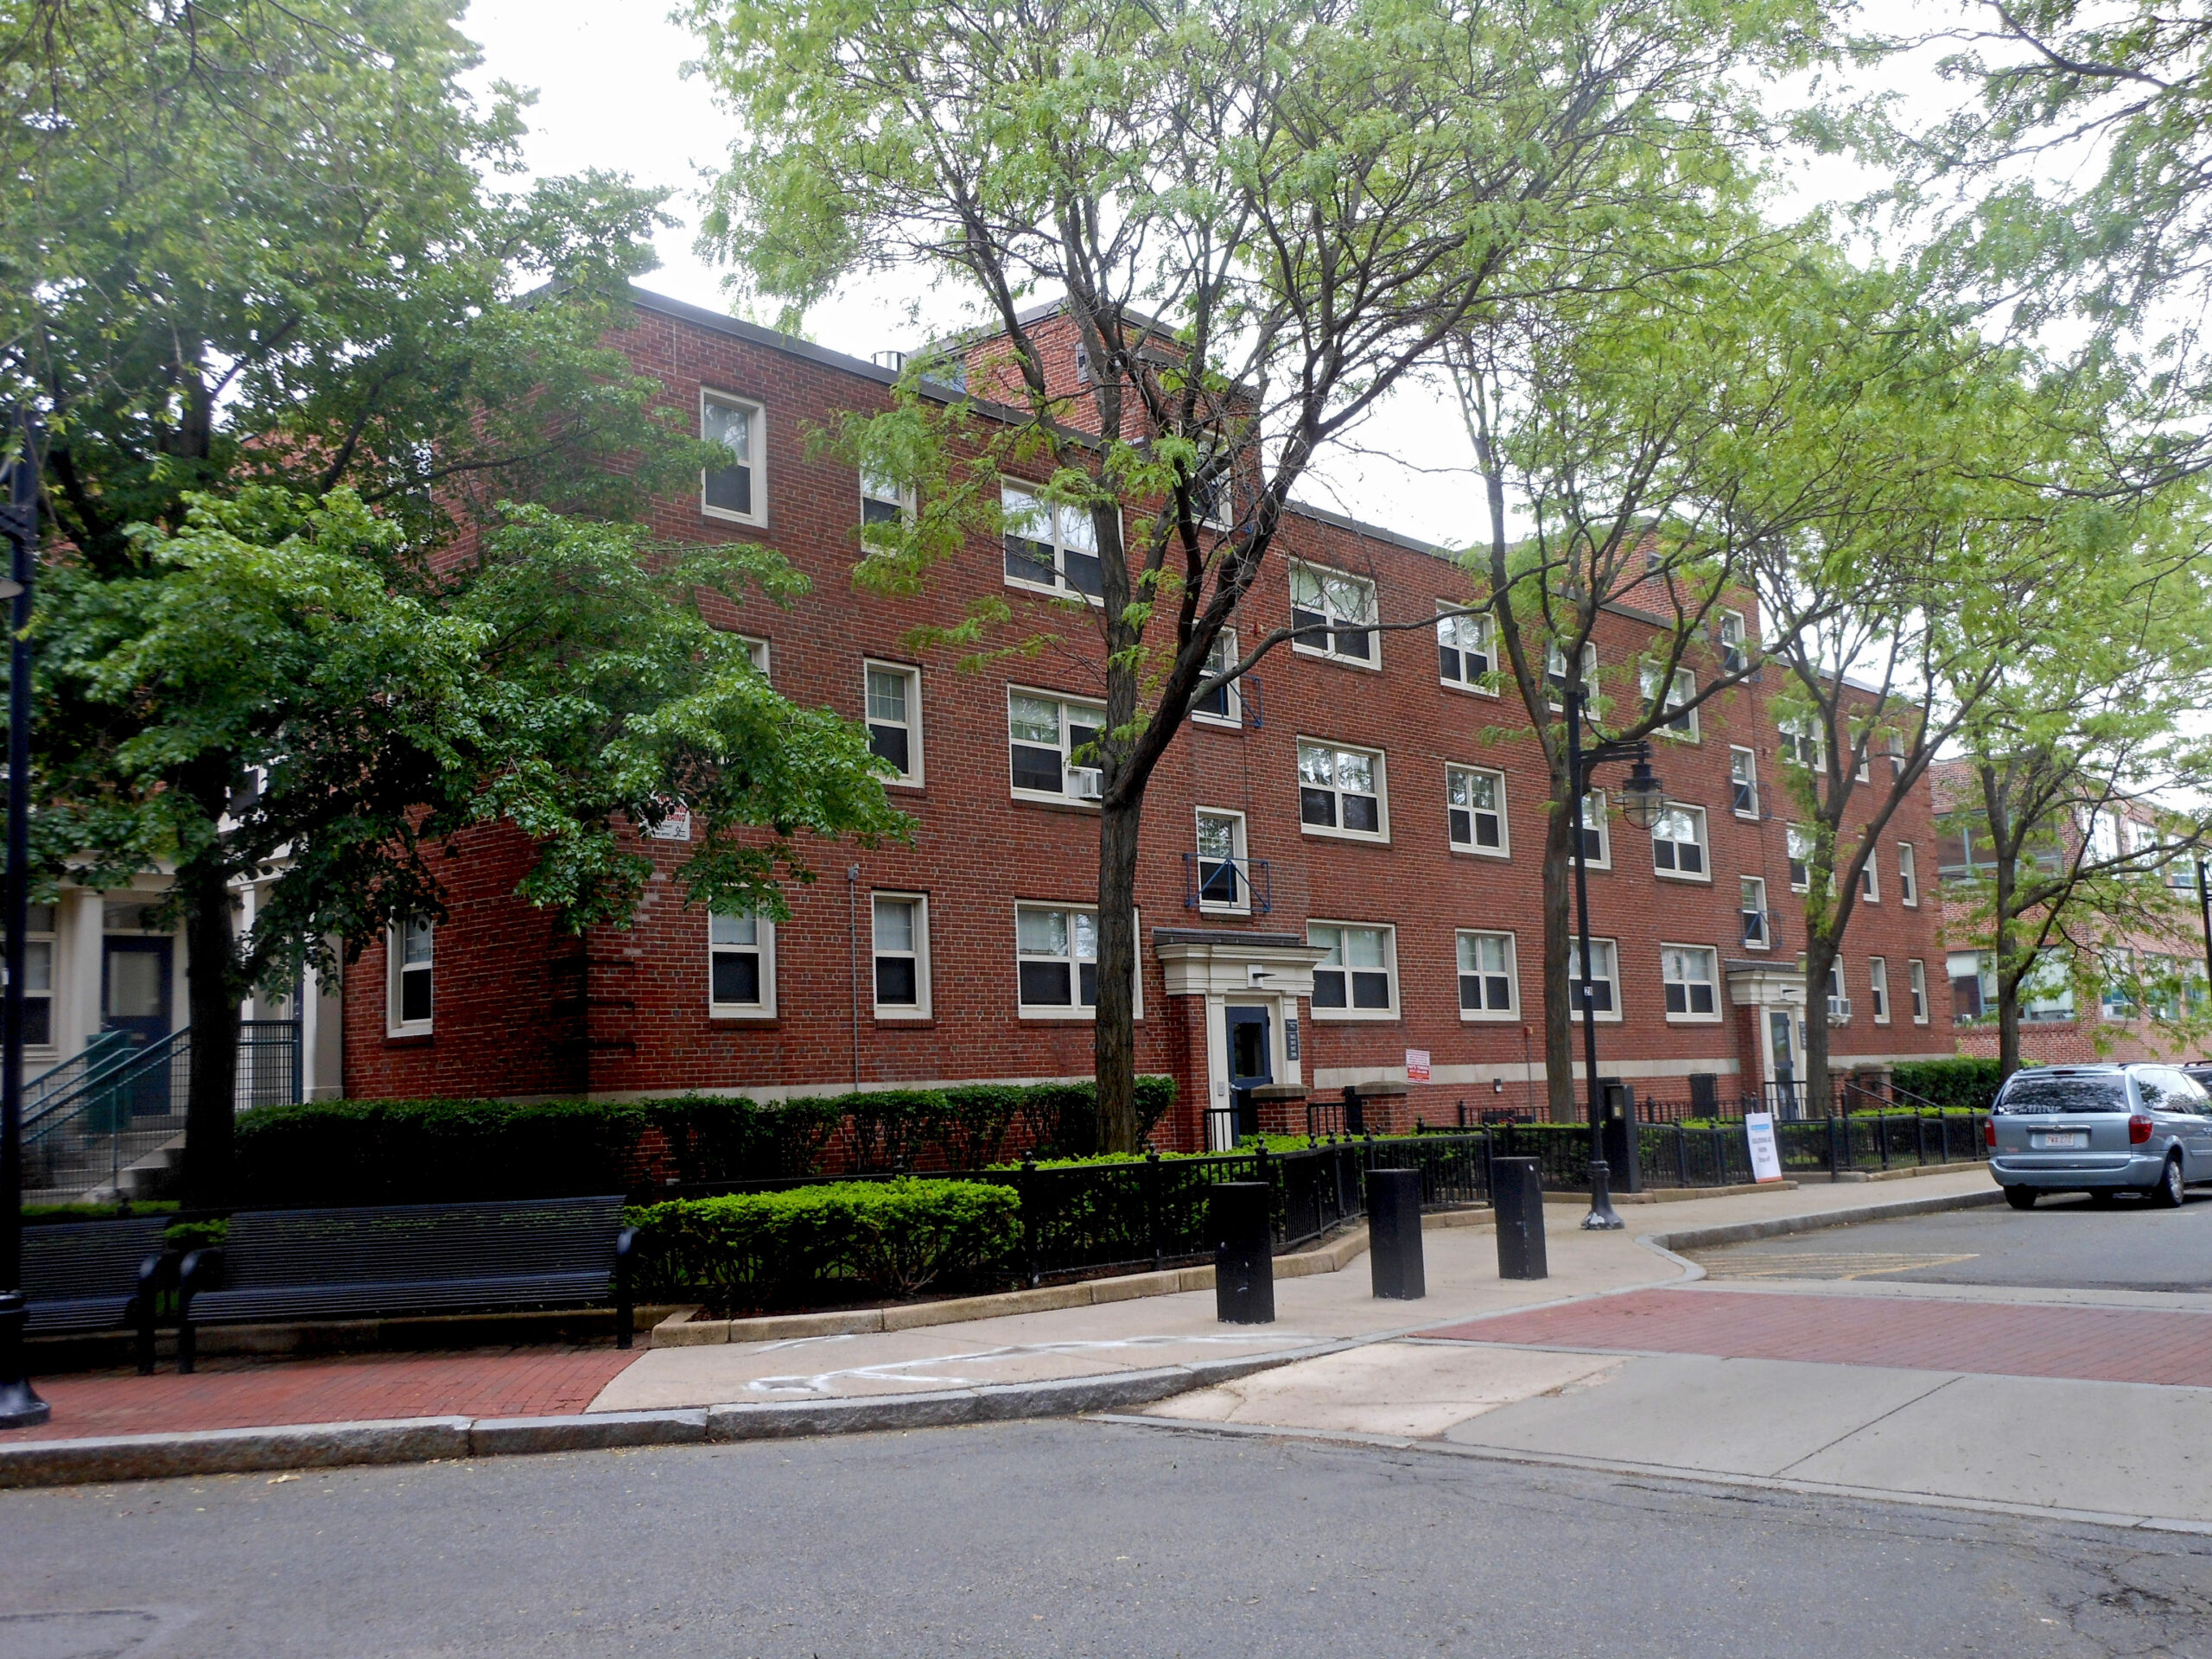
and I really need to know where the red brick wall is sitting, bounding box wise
[342,293,1957,1139]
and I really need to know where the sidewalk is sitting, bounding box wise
[0,1169,2006,1488]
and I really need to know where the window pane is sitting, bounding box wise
[24,904,53,934]
[1334,750,1372,794]
[1292,565,1325,610]
[874,898,914,954]
[870,723,911,774]
[712,952,761,1005]
[1310,925,1343,965]
[24,939,51,993]
[1057,501,1098,555]
[1313,971,1347,1008]
[1018,908,1068,956]
[1009,696,1061,746]
[1071,911,1096,960]
[1300,788,1338,827]
[1198,815,1236,859]
[400,967,432,1024]
[876,957,918,1005]
[1020,960,1072,1006]
[1297,744,1332,786]
[867,669,907,722]
[1345,927,1387,969]
[1011,744,1065,792]
[1342,794,1380,834]
[710,913,758,947]
[403,918,434,966]
[1352,971,1392,1008]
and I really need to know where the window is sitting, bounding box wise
[1778,714,1824,770]
[865,663,923,785]
[1640,664,1697,739]
[1309,922,1396,1016]
[1897,842,1918,906]
[1909,958,1929,1023]
[861,460,912,530]
[701,391,765,524]
[1949,950,1995,1020]
[1457,930,1516,1018]
[1016,905,1096,1014]
[872,893,930,1017]
[389,916,433,1033]
[1887,733,1907,779]
[1719,609,1749,672]
[2023,953,2076,1022]
[1853,739,1872,784]
[1729,747,1758,817]
[1662,944,1719,1020]
[1860,849,1879,902]
[2085,809,2122,862]
[1651,804,1708,880]
[1008,689,1104,804]
[1547,639,1598,709]
[1740,877,1770,950]
[20,902,53,1047]
[1569,938,1619,1020]
[1290,563,1378,666]
[1787,824,1812,892]
[1195,810,1250,912]
[1578,791,1611,868]
[1438,607,1493,691]
[1869,956,1890,1024]
[1446,765,1506,855]
[1826,958,1851,1020]
[1192,630,1243,725]
[1002,481,1104,599]
[2101,950,2136,1019]
[709,912,774,1015]
[738,635,770,678]
[1299,740,1387,840]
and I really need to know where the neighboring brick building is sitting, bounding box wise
[340,287,1957,1147]
[1933,758,2209,1066]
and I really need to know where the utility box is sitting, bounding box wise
[1365,1167,1425,1300]
[1600,1081,1642,1193]
[1491,1157,1548,1281]
[1210,1181,1274,1324]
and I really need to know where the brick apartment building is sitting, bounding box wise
[1934,758,2209,1066]
[334,287,1957,1149]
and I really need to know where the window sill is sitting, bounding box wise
[883,777,926,791]
[1439,680,1498,699]
[1011,791,1099,814]
[1571,1012,1624,1025]
[701,504,767,530]
[1449,844,1510,861]
[1459,1009,1520,1023]
[1309,1007,1400,1022]
[1300,824,1390,847]
[1191,712,1243,731]
[384,1030,434,1046]
[1654,869,1712,885]
[710,1010,778,1023]
[1291,646,1382,672]
[1733,809,1761,822]
[1664,1012,1724,1025]
[874,1014,934,1026]
[1004,575,1104,608]
[1016,1008,1144,1023]
[1198,906,1253,919]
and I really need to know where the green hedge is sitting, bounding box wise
[630,1179,1021,1309]
[232,1076,1177,1206]
[1891,1058,2006,1115]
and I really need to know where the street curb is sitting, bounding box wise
[1642,1185,2005,1255]
[0,1346,1350,1491]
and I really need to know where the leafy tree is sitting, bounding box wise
[31,491,908,1205]
[684,0,1825,1149]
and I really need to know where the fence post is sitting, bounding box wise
[1827,1113,1841,1179]
[1146,1148,1163,1274]
[1674,1122,1689,1189]
[1020,1157,1040,1288]
[1914,1110,1927,1166]
[1878,1114,1891,1171]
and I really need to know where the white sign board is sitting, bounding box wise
[648,806,692,842]
[1404,1048,1431,1084]
[1744,1112,1784,1185]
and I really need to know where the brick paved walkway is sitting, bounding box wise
[1423,1287,2212,1387]
[0,1347,642,1443]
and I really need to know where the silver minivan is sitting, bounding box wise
[1988,1064,2212,1210]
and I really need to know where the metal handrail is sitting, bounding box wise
[1180,852,1273,915]
[22,1027,132,1121]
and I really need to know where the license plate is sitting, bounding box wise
[2031,1131,2088,1149]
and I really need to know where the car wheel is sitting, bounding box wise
[2004,1185,2037,1210]
[2149,1155,2186,1210]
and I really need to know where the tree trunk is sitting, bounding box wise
[1993,884,2023,1082]
[1093,791,1144,1154]
[1802,928,1837,1115]
[178,858,240,1210]
[1541,781,1577,1122]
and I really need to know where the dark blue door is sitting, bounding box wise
[103,938,173,1116]
[1226,1005,1272,1141]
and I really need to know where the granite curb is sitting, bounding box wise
[1641,1185,2005,1255]
[0,1345,1349,1491]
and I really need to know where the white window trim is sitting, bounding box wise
[871,892,931,1020]
[1909,957,1929,1024]
[1898,842,1919,907]
[1780,715,1826,772]
[1548,640,1599,712]
[700,389,766,527]
[1861,849,1879,903]
[1001,479,1112,606]
[1787,825,1812,893]
[1298,737,1390,843]
[708,913,777,1020]
[1651,802,1711,885]
[737,635,771,680]
[1437,606,1497,697]
[386,918,433,1038]
[865,660,925,789]
[1191,629,1243,728]
[1445,762,1510,859]
[1289,560,1382,671]
[1739,876,1770,952]
[1014,902,1142,1020]
[1194,809,1252,916]
[861,463,917,528]
[1455,927,1519,1022]
[1008,685,1107,808]
[1869,956,1891,1025]
[1570,936,1622,1023]
[1579,790,1611,870]
[1719,608,1750,672]
[1728,746,1759,819]
[1306,919,1400,1021]
[1641,664,1699,741]
[1660,942,1723,1025]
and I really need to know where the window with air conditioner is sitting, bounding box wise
[1662,944,1720,1021]
[1309,921,1397,1017]
[1446,765,1507,856]
[1457,929,1516,1019]
[1825,959,1851,1022]
[1438,607,1494,692]
[709,912,774,1017]
[1002,480,1107,600]
[1008,689,1105,804]
[865,662,923,786]
[1290,562,1379,666]
[701,391,766,525]
[1298,740,1388,841]
[1651,803,1708,880]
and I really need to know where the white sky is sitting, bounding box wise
[459,0,1960,549]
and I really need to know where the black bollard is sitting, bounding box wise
[1210,1181,1274,1324]
[1491,1156,1548,1281]
[1365,1167,1425,1300]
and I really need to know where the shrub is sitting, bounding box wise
[845,1088,951,1171]
[1891,1058,2006,1115]
[938,1084,1023,1169]
[631,1179,1021,1308]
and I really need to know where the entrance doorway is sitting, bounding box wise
[104,936,174,1115]
[1765,1007,1799,1119]
[1225,1004,1273,1141]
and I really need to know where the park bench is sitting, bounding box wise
[175,1195,637,1373]
[23,1216,173,1375]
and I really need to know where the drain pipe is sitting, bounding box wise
[847,866,861,1090]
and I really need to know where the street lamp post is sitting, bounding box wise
[1563,685,1664,1233]
[0,410,46,1427]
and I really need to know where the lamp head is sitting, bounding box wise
[1619,755,1667,831]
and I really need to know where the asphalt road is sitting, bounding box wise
[1690,1185,2212,1292]
[3,1420,2209,1658]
